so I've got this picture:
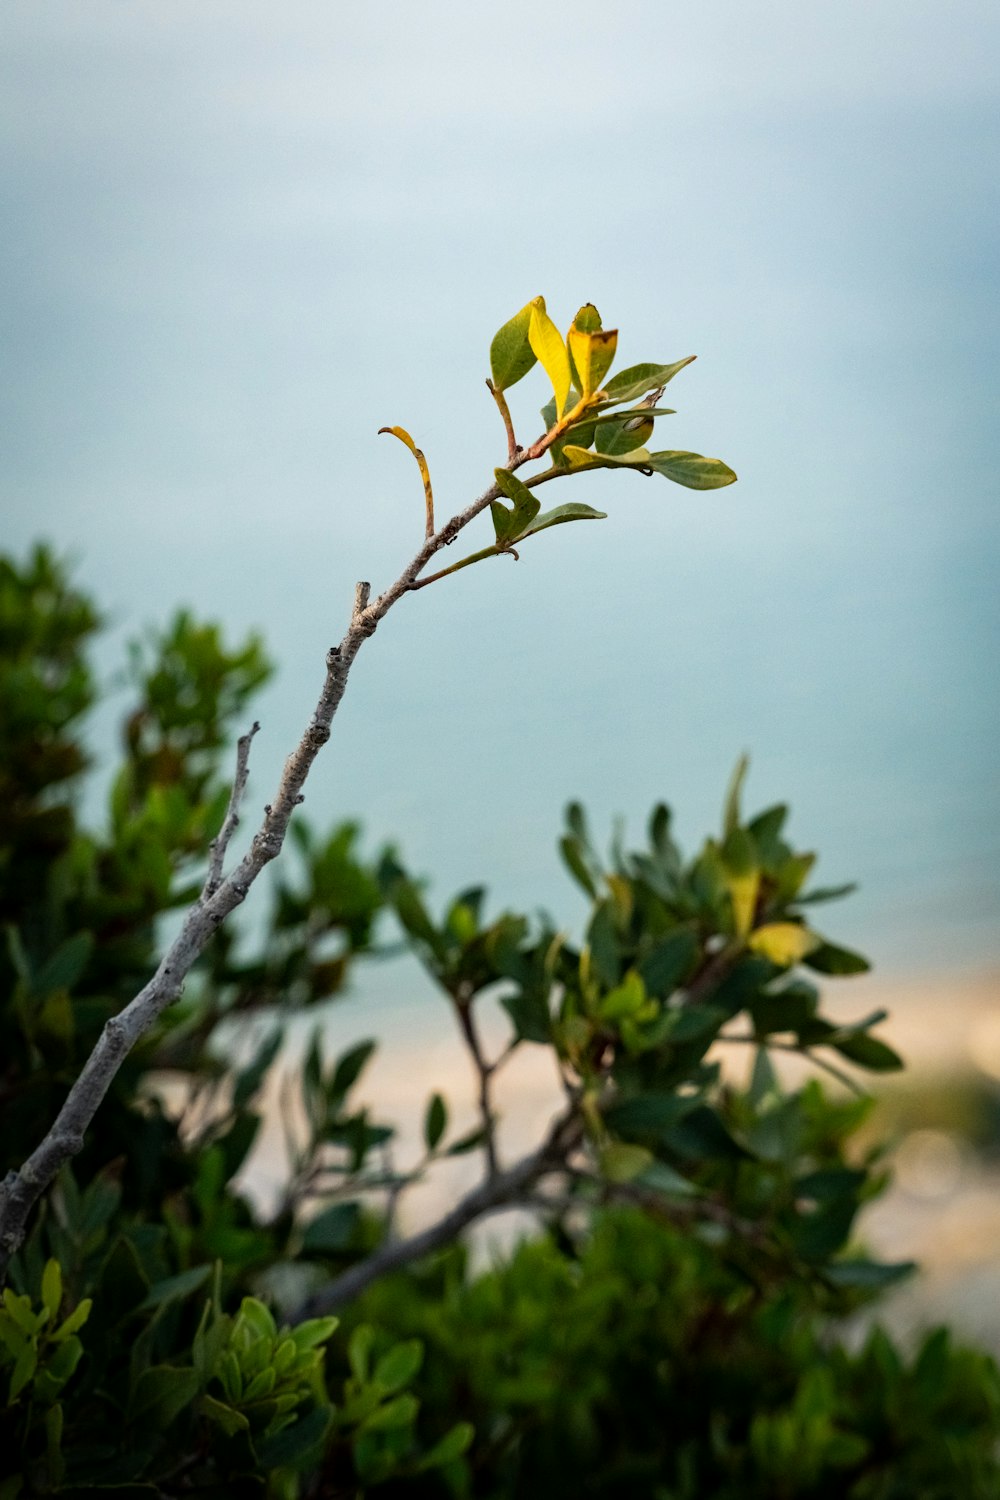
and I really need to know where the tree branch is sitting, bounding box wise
[0,438,568,1280]
[453,993,499,1177]
[299,1108,583,1315]
[202,719,260,899]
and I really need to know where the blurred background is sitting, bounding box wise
[3,0,999,1337]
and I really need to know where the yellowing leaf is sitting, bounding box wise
[568,325,618,398]
[528,298,571,418]
[748,923,820,967]
[572,302,603,333]
[727,871,760,941]
[600,1142,653,1183]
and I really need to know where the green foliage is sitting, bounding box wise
[1,545,998,1497]
[349,1212,1000,1500]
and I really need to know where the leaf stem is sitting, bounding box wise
[486,380,519,465]
[410,544,511,591]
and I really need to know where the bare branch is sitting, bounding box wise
[453,994,499,1177]
[299,1108,583,1315]
[0,453,561,1281]
[202,720,260,899]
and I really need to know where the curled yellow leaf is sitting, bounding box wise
[748,923,820,967]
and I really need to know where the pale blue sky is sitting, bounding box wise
[3,1,998,979]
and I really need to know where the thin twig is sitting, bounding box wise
[202,720,260,899]
[568,1168,774,1249]
[453,993,499,1177]
[486,379,519,465]
[717,1032,868,1097]
[299,1108,583,1315]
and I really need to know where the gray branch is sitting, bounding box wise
[0,454,545,1281]
[299,1109,583,1315]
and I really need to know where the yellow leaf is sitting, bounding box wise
[748,923,819,967]
[528,298,571,419]
[727,871,760,941]
[568,325,618,397]
[600,1143,653,1184]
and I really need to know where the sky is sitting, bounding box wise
[3,0,999,990]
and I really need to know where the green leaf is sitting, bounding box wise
[794,882,859,906]
[3,1290,39,1336]
[423,1093,448,1152]
[501,987,551,1045]
[493,467,540,541]
[489,302,537,391]
[200,1393,251,1437]
[600,1142,653,1183]
[233,1028,284,1109]
[637,1161,700,1197]
[494,466,536,510]
[723,754,750,837]
[601,357,696,405]
[445,1126,488,1156]
[290,1316,338,1353]
[52,1299,92,1342]
[9,1342,37,1402]
[560,835,599,898]
[646,451,738,489]
[331,1039,377,1100]
[560,443,648,473]
[604,1093,695,1137]
[595,412,653,455]
[831,1032,903,1072]
[638,928,698,996]
[521,502,607,538]
[598,970,647,1022]
[33,933,93,996]
[374,1339,423,1394]
[301,1203,360,1253]
[237,1296,277,1342]
[416,1420,475,1470]
[41,1260,62,1323]
[490,500,516,544]
[747,804,790,866]
[826,1258,916,1290]
[348,1325,375,1383]
[528,298,572,418]
[258,1405,333,1471]
[128,1365,199,1429]
[571,302,602,334]
[138,1265,211,1313]
[804,941,871,976]
[362,1392,419,1430]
